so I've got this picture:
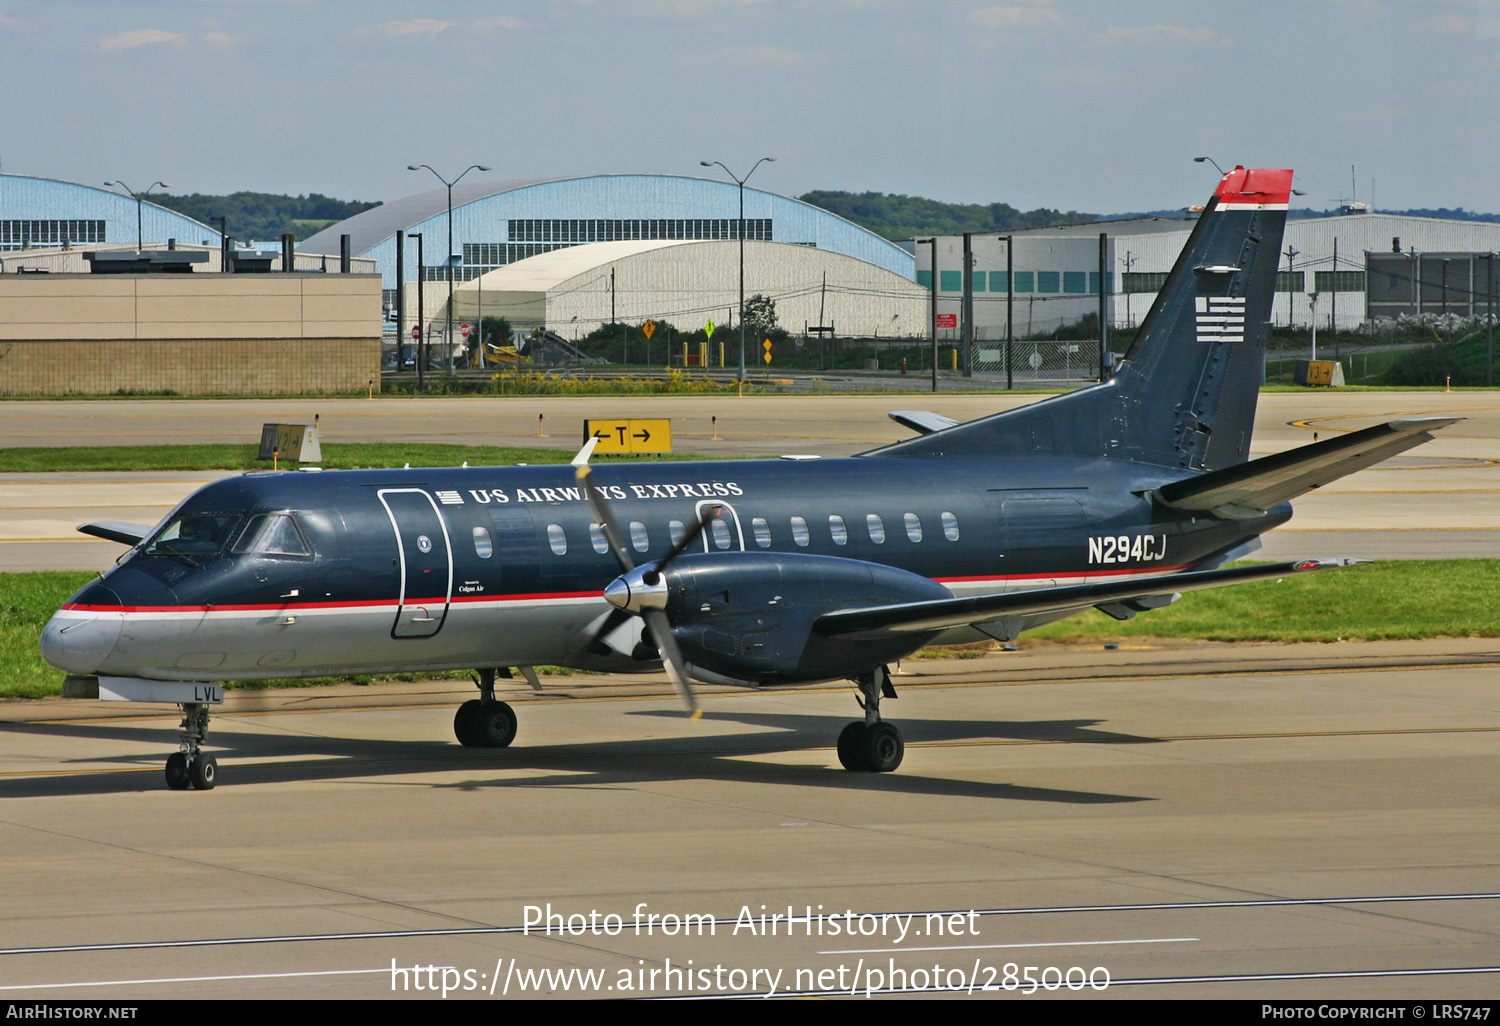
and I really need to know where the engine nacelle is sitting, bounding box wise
[663,551,951,685]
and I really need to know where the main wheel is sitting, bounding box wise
[454,700,486,746]
[165,752,191,790]
[860,722,904,773]
[475,701,517,748]
[837,722,868,771]
[188,753,218,790]
[455,700,517,748]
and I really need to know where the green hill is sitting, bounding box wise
[151,192,381,245]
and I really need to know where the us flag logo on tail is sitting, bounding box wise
[1196,296,1245,343]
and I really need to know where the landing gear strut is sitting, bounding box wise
[165,702,217,790]
[454,668,517,748]
[837,665,903,773]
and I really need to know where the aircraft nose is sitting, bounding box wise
[40,585,125,676]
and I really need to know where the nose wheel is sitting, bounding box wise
[836,666,904,772]
[165,703,217,790]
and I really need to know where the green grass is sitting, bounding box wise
[5,560,1496,700]
[0,443,726,474]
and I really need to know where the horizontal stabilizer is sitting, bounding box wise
[888,410,960,436]
[1152,417,1459,519]
[814,558,1360,639]
[77,521,152,546]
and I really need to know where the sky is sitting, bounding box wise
[2,0,1497,215]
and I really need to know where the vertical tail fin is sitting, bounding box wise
[867,167,1292,471]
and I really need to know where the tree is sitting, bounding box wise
[743,294,788,343]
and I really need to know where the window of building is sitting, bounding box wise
[1036,271,1060,294]
[1314,270,1367,293]
[1276,270,1305,292]
[940,270,962,292]
[1124,271,1169,293]
[1063,271,1087,294]
[1013,271,1035,293]
[989,271,1008,292]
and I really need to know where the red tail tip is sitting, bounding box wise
[1214,167,1293,207]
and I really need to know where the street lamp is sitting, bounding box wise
[104,179,170,251]
[1192,156,1228,177]
[407,163,492,374]
[699,157,776,383]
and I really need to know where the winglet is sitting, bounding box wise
[572,436,600,466]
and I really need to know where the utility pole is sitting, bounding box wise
[395,229,405,371]
[918,238,937,393]
[1098,232,1110,380]
[1119,249,1136,328]
[1284,245,1299,329]
[1006,235,1014,390]
[961,232,973,378]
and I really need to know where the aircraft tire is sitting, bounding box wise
[189,754,218,790]
[860,723,904,773]
[837,722,868,771]
[454,700,486,746]
[165,752,191,790]
[477,701,518,748]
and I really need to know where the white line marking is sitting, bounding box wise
[819,936,1198,956]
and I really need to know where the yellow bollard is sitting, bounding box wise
[537,413,548,437]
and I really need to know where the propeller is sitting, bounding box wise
[577,465,719,718]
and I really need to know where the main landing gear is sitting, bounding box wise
[165,702,217,790]
[453,668,518,748]
[836,665,904,773]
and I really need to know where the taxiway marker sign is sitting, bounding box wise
[584,418,673,454]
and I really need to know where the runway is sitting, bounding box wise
[1,640,1497,999]
[1,390,1497,570]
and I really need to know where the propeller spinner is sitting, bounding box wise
[577,465,718,719]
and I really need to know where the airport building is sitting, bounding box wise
[300,173,916,304]
[431,239,930,344]
[919,211,1500,342]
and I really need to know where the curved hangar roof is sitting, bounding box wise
[443,239,930,339]
[0,174,222,251]
[302,173,915,288]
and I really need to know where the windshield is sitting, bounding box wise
[144,514,243,558]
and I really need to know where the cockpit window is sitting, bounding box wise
[145,515,242,558]
[232,514,312,557]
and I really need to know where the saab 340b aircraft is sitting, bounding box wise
[41,167,1455,790]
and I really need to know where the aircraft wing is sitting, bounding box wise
[888,410,960,435]
[813,558,1358,639]
[77,521,154,546]
[1152,417,1459,520]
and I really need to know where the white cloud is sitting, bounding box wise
[1095,24,1230,46]
[968,3,1068,31]
[202,31,240,47]
[99,29,188,52]
[687,43,818,66]
[357,19,457,40]
[1421,12,1500,35]
[475,16,529,31]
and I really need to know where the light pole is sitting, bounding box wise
[104,179,170,251]
[408,163,492,375]
[699,157,775,383]
[1192,155,1228,177]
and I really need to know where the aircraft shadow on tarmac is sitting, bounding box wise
[0,708,1157,804]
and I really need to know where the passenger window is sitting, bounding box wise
[473,526,493,558]
[752,517,772,548]
[629,521,650,552]
[829,514,848,545]
[547,523,567,555]
[790,515,810,547]
[710,518,732,549]
[941,511,960,541]
[231,514,309,557]
[590,522,610,554]
[866,513,885,544]
[669,519,686,546]
[904,512,923,543]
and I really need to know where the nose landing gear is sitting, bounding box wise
[165,703,217,790]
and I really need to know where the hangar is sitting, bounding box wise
[0,173,223,252]
[300,173,916,307]
[435,239,929,344]
[920,210,1500,340]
